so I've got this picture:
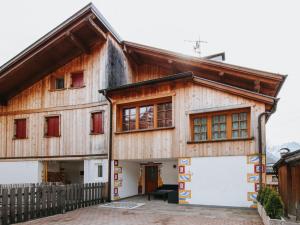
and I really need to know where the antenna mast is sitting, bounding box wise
[185,37,208,57]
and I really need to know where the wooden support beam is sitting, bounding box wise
[87,17,107,40]
[254,80,261,93]
[66,32,90,54]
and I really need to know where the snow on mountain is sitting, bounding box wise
[266,141,300,164]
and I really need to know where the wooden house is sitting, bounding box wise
[0,3,286,207]
[274,150,300,218]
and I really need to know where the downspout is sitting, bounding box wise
[101,90,113,202]
[258,98,279,187]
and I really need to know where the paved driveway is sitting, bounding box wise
[20,197,262,225]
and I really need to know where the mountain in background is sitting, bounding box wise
[266,141,300,164]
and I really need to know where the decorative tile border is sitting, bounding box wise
[247,174,259,183]
[113,160,122,200]
[178,174,191,182]
[178,158,192,204]
[178,158,191,166]
[247,192,258,202]
[179,190,192,199]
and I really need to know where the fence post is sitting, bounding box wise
[51,185,57,215]
[9,188,16,224]
[16,187,22,222]
[30,186,35,219]
[24,187,29,221]
[36,186,41,218]
[1,188,8,225]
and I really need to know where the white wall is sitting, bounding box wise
[160,160,178,184]
[0,161,42,184]
[187,156,253,207]
[111,160,140,200]
[84,159,108,183]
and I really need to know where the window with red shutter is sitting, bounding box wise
[14,119,27,139]
[71,72,84,88]
[91,112,103,134]
[45,116,60,137]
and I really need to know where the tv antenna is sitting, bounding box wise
[185,37,208,57]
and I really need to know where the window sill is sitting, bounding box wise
[12,137,28,140]
[69,85,86,90]
[90,132,104,135]
[49,88,67,92]
[44,135,61,138]
[187,137,254,144]
[115,126,175,134]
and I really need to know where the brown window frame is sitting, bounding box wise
[117,98,173,132]
[44,115,61,138]
[190,108,250,142]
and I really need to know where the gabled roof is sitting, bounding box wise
[0,3,286,105]
[0,3,121,104]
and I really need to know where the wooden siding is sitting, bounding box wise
[0,39,115,159]
[112,82,266,160]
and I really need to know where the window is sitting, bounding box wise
[71,71,84,88]
[91,112,103,134]
[119,100,173,132]
[122,107,136,131]
[193,117,207,141]
[191,109,250,142]
[55,78,65,89]
[212,115,227,140]
[45,116,60,137]
[139,105,154,129]
[232,112,248,138]
[51,75,65,90]
[157,102,172,128]
[98,164,103,178]
[14,119,27,139]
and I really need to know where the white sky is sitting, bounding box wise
[0,0,299,146]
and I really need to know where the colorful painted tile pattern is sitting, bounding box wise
[178,158,192,204]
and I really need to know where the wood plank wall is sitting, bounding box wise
[112,82,266,160]
[0,39,114,158]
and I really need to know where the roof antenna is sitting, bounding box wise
[185,36,208,57]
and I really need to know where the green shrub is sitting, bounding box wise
[263,187,272,206]
[264,191,284,219]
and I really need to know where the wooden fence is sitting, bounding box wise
[0,183,105,225]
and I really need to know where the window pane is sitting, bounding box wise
[232,131,239,138]
[55,78,64,89]
[194,125,201,133]
[220,124,226,131]
[98,165,103,177]
[240,121,247,129]
[122,108,136,131]
[232,122,239,130]
[157,102,172,128]
[194,134,201,141]
[232,114,239,122]
[139,105,154,129]
[231,112,249,139]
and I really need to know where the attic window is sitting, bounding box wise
[70,71,84,88]
[50,75,65,90]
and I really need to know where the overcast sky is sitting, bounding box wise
[0,0,299,146]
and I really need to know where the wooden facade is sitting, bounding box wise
[0,3,285,167]
[110,80,265,160]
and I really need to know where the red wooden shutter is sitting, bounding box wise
[15,119,26,139]
[92,112,103,134]
[47,116,59,137]
[71,72,84,88]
